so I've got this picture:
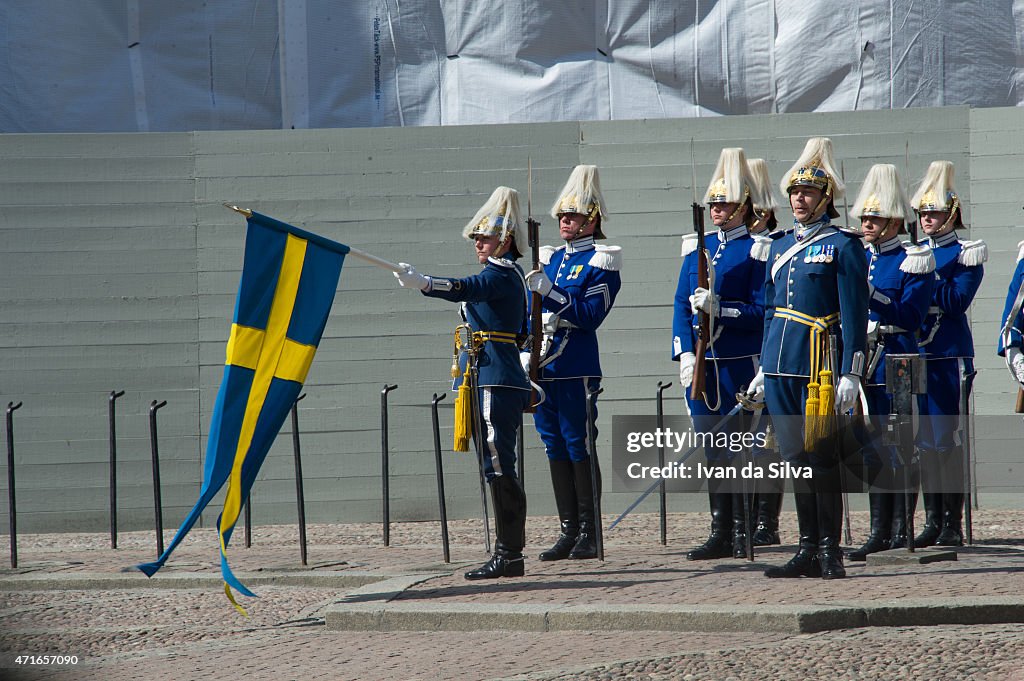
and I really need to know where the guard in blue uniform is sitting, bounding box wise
[747,158,782,237]
[393,186,531,580]
[745,156,786,545]
[673,148,767,560]
[745,137,868,580]
[911,161,987,547]
[998,240,1024,389]
[845,164,935,561]
[525,165,622,561]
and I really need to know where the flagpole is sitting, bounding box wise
[223,204,405,273]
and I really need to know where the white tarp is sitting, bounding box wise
[1,0,1022,132]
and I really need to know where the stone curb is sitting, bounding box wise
[5,566,1024,636]
[0,571,386,591]
[323,598,1024,634]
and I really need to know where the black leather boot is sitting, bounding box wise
[915,493,942,547]
[568,460,600,559]
[935,446,965,546]
[752,493,783,546]
[732,492,753,558]
[935,492,964,546]
[847,491,892,561]
[465,476,527,580]
[816,490,846,579]
[914,454,942,547]
[889,488,915,549]
[464,543,525,580]
[538,461,578,561]
[765,490,820,578]
[818,535,846,579]
[687,491,733,560]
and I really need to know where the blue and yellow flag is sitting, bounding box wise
[137,212,348,613]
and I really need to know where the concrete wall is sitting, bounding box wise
[1,106,1022,535]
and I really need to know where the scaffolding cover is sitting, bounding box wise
[2,0,1022,132]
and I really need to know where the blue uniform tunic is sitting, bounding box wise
[997,241,1024,358]
[916,231,986,456]
[672,225,767,361]
[761,218,869,467]
[860,237,935,467]
[863,237,935,387]
[424,255,530,479]
[672,225,768,462]
[530,235,622,462]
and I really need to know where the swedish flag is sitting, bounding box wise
[137,212,348,613]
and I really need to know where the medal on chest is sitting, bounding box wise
[564,264,584,281]
[803,244,835,264]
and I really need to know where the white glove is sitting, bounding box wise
[519,351,531,373]
[678,352,696,389]
[525,269,553,297]
[744,368,765,406]
[689,287,719,316]
[836,374,861,414]
[866,319,879,342]
[393,262,429,291]
[1008,347,1024,385]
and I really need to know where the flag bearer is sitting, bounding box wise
[393,187,531,579]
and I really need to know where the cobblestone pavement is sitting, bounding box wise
[0,509,1022,681]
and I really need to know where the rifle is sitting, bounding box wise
[840,161,850,230]
[526,158,542,413]
[690,140,709,402]
[905,142,919,245]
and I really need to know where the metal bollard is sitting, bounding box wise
[960,371,977,545]
[656,381,672,546]
[148,400,168,558]
[585,386,604,561]
[108,390,125,549]
[6,401,23,569]
[431,393,451,563]
[380,384,398,546]
[292,393,308,565]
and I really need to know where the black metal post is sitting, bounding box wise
[6,401,22,569]
[380,384,398,546]
[431,393,451,563]
[148,400,168,559]
[961,371,977,545]
[292,393,308,565]
[108,390,124,549]
[585,386,604,561]
[656,381,672,545]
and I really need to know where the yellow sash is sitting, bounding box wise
[774,309,839,450]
